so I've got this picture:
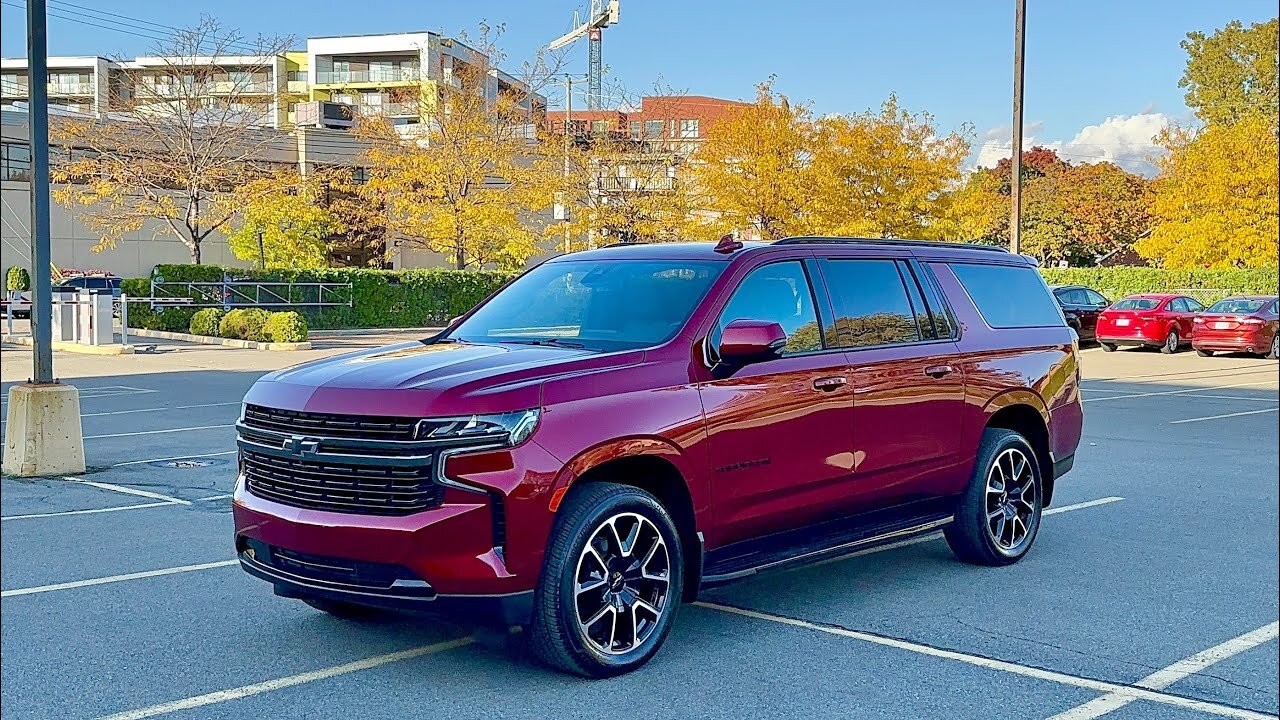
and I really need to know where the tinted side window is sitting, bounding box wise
[913,263,956,339]
[1084,289,1109,306]
[820,259,921,348]
[1169,298,1189,313]
[715,261,822,355]
[1183,297,1204,312]
[949,263,1065,329]
[1061,288,1088,305]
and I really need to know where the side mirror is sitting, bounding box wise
[718,319,787,364]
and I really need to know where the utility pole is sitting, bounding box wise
[563,74,572,254]
[28,0,53,384]
[4,0,86,477]
[1009,0,1027,255]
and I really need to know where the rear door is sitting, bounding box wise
[1080,289,1110,341]
[698,258,856,544]
[1170,297,1199,338]
[816,255,966,507]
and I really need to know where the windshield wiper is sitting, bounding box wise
[500,338,588,349]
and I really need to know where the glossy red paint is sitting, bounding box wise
[232,239,1083,623]
[1192,295,1280,355]
[1096,294,1201,349]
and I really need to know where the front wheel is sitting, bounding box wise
[529,482,683,677]
[1268,336,1278,360]
[1100,342,1117,352]
[945,428,1043,566]
[1161,329,1181,354]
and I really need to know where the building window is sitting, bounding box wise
[629,120,642,138]
[644,119,663,138]
[679,119,699,138]
[1,142,32,182]
[591,120,609,135]
[287,70,307,83]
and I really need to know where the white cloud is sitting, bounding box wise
[972,113,1172,176]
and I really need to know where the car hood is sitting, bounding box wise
[244,340,644,417]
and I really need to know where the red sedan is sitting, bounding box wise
[1192,295,1279,359]
[1096,294,1205,354]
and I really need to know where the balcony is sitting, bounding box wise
[286,80,309,94]
[49,81,97,96]
[1,80,28,97]
[316,68,421,85]
[358,101,419,117]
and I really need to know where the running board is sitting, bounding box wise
[701,500,956,586]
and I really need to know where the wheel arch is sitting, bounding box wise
[982,393,1056,506]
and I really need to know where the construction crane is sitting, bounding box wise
[548,0,620,110]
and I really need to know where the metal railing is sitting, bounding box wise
[148,279,353,309]
[48,82,96,96]
[316,68,421,84]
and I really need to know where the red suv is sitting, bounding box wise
[233,238,1083,676]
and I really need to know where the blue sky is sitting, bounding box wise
[3,0,1276,171]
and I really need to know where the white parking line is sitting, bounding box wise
[1,385,156,405]
[195,494,232,501]
[810,497,1125,569]
[84,424,235,440]
[1046,621,1280,720]
[82,402,241,417]
[1,560,239,598]
[71,479,191,506]
[696,603,1275,720]
[95,637,475,720]
[111,450,236,468]
[1170,408,1279,425]
[1082,380,1275,403]
[1,501,177,522]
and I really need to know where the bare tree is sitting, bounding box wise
[52,18,294,264]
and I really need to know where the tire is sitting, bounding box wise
[945,428,1043,567]
[1268,336,1278,360]
[1160,329,1181,354]
[529,482,683,678]
[1100,342,1117,352]
[1195,348,1213,358]
[302,596,384,619]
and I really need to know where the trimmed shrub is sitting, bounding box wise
[219,308,272,341]
[263,311,308,343]
[6,266,30,292]
[188,308,225,337]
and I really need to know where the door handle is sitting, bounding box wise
[924,365,954,379]
[813,376,847,391]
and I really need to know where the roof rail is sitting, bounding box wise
[773,236,1009,253]
[600,240,647,249]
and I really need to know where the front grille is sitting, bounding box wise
[241,448,443,516]
[243,404,419,441]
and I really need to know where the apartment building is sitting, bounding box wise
[0,32,540,130]
[0,56,112,116]
[548,95,747,153]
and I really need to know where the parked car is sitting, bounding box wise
[1192,295,1280,359]
[232,237,1084,677]
[1095,293,1205,353]
[1050,285,1110,343]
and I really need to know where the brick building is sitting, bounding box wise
[546,94,747,152]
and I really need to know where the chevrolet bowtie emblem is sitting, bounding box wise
[282,435,320,456]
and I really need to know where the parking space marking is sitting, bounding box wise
[195,494,232,501]
[95,636,475,720]
[696,603,1276,720]
[1170,408,1279,425]
[1046,621,1280,720]
[811,497,1126,568]
[1082,380,1275,404]
[84,424,235,440]
[1,385,157,404]
[1,501,177,522]
[1,560,239,598]
[71,479,191,506]
[111,450,236,468]
[82,402,241,418]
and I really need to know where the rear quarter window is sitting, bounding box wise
[947,263,1065,329]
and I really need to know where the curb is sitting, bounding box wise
[308,327,441,337]
[2,335,134,355]
[127,328,311,351]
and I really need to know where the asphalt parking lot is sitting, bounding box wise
[2,338,1277,720]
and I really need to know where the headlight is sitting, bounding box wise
[417,409,540,447]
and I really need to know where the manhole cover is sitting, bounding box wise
[157,460,217,468]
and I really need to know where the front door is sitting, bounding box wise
[816,257,967,505]
[698,260,856,545]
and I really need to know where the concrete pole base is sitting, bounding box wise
[2,382,86,477]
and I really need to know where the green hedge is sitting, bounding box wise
[124,265,517,331]
[1040,267,1278,304]
[219,308,271,341]
[264,311,308,343]
[6,266,30,292]
[188,308,225,337]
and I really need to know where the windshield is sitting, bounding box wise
[1112,298,1160,310]
[447,260,724,352]
[1206,299,1267,314]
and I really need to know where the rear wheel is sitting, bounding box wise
[1100,342,1117,352]
[1161,329,1181,354]
[1269,336,1278,360]
[529,482,683,677]
[945,428,1043,566]
[1195,348,1214,358]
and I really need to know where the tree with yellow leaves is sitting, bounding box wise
[1180,18,1278,127]
[50,19,292,265]
[355,31,559,270]
[227,171,343,270]
[1137,115,1279,268]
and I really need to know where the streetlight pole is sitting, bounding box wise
[1009,0,1027,256]
[27,0,53,383]
[563,74,572,254]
